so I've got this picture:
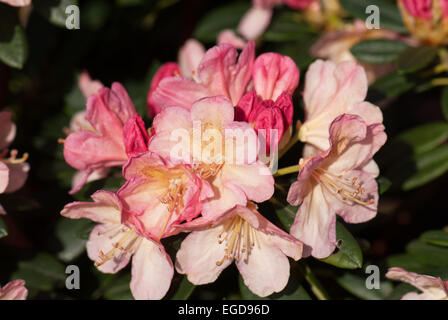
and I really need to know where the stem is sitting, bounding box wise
[274,164,300,177]
[300,265,329,300]
[432,78,448,87]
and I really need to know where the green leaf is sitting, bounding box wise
[406,240,448,267]
[34,0,79,28]
[171,276,195,300]
[263,12,311,42]
[442,87,448,121]
[193,2,250,42]
[0,215,7,239]
[396,46,438,74]
[11,253,66,291]
[0,6,28,69]
[420,230,448,247]
[369,72,415,99]
[55,217,90,262]
[239,273,311,300]
[102,273,133,300]
[273,202,296,231]
[377,176,392,194]
[396,122,448,155]
[336,272,393,300]
[387,254,427,273]
[339,0,406,32]
[319,222,363,269]
[402,145,448,190]
[351,39,409,64]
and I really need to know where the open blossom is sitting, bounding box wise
[63,82,147,194]
[117,152,213,241]
[149,41,255,113]
[386,267,448,300]
[0,280,28,300]
[148,95,274,218]
[175,203,303,297]
[61,191,174,300]
[299,60,383,152]
[287,114,386,258]
[0,111,29,215]
[398,0,448,45]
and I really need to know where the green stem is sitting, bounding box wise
[300,264,329,300]
[274,164,300,177]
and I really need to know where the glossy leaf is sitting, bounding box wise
[420,230,448,247]
[396,122,448,155]
[55,217,90,262]
[319,222,363,269]
[0,216,7,239]
[35,0,79,28]
[406,240,448,267]
[336,272,393,300]
[396,47,438,74]
[442,87,448,121]
[0,6,27,69]
[171,276,196,300]
[263,12,311,42]
[351,39,409,64]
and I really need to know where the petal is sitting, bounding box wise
[123,115,150,157]
[253,106,285,153]
[224,121,259,165]
[87,224,132,273]
[0,0,31,7]
[178,39,205,80]
[147,62,182,117]
[78,71,103,98]
[69,111,94,132]
[150,77,210,111]
[191,95,234,127]
[238,6,272,40]
[253,52,300,101]
[0,280,28,300]
[0,111,16,150]
[175,226,232,285]
[61,190,121,224]
[109,83,137,124]
[290,183,337,259]
[236,235,291,297]
[70,167,110,195]
[235,90,260,121]
[217,29,246,49]
[130,239,173,300]
[221,161,274,203]
[3,161,29,193]
[0,162,9,194]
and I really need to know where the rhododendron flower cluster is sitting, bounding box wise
[59,34,390,299]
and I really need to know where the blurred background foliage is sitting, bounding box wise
[0,0,447,300]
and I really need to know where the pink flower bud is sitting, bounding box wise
[123,115,150,158]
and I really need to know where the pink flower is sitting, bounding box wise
[0,280,28,300]
[0,111,29,214]
[287,114,386,258]
[0,0,31,7]
[147,39,206,117]
[398,0,448,45]
[148,95,274,219]
[217,30,246,49]
[236,91,293,153]
[61,191,173,300]
[175,203,303,297]
[117,152,213,241]
[386,267,448,300]
[149,41,255,113]
[63,83,148,194]
[299,60,383,152]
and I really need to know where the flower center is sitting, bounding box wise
[95,226,141,267]
[216,216,260,266]
[312,167,374,206]
[193,162,224,179]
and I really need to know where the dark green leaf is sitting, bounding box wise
[396,122,448,155]
[319,222,363,269]
[406,240,448,267]
[339,0,406,32]
[336,272,393,300]
[0,6,28,69]
[273,202,296,231]
[396,46,438,74]
[263,12,311,42]
[442,87,448,121]
[102,273,133,300]
[377,176,392,194]
[402,145,448,190]
[55,217,90,262]
[420,230,448,247]
[193,2,250,42]
[351,39,409,64]
[11,253,66,291]
[369,72,415,99]
[0,215,7,239]
[171,276,195,300]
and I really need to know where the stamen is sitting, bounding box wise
[2,150,29,164]
[95,227,137,267]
